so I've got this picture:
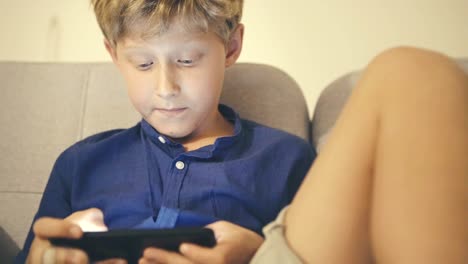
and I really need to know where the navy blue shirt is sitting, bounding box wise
[16,105,315,262]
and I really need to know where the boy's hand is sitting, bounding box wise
[140,221,264,264]
[26,208,126,264]
[26,217,87,264]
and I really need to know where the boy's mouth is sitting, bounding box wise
[154,107,188,117]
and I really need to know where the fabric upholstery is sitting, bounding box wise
[0,226,19,263]
[311,71,360,152]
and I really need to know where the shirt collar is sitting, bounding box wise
[141,104,243,157]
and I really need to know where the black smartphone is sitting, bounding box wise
[50,227,216,263]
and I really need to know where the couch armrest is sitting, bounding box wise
[0,226,20,263]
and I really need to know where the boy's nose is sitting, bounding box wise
[155,66,180,98]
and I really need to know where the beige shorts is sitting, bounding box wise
[250,206,303,264]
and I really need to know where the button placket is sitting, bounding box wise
[163,159,188,208]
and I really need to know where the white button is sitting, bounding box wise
[175,161,185,170]
[158,136,166,144]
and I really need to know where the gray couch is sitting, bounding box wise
[1,59,466,263]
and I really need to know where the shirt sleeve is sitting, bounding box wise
[14,149,74,264]
[286,142,316,203]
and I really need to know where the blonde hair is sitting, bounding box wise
[91,0,243,46]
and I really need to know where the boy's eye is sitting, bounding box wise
[137,62,153,70]
[177,59,193,66]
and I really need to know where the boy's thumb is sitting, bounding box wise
[66,207,108,232]
[180,243,218,263]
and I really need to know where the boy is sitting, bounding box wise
[16,0,314,263]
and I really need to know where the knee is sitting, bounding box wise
[362,46,467,95]
[374,46,446,61]
[369,46,462,76]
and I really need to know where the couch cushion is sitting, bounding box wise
[0,62,91,247]
[0,62,87,194]
[311,72,360,152]
[222,63,310,141]
[80,63,140,138]
[0,226,20,263]
[0,193,41,247]
[457,57,468,72]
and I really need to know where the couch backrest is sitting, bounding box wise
[0,62,310,249]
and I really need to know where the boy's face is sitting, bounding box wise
[106,22,243,141]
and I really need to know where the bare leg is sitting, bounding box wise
[285,47,468,263]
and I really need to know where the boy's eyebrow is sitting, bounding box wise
[122,40,207,58]
[121,51,153,62]
[121,47,151,56]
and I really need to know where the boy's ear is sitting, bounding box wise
[225,24,244,68]
[104,39,119,64]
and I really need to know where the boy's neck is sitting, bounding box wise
[176,112,234,152]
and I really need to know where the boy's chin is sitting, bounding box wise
[156,126,193,140]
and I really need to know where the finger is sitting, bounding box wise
[40,246,55,264]
[205,220,228,229]
[138,258,159,264]
[179,243,223,263]
[96,258,127,264]
[42,246,89,264]
[205,221,229,234]
[67,208,108,232]
[143,248,193,264]
[204,221,233,242]
[33,218,82,239]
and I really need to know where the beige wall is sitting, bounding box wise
[1,0,467,114]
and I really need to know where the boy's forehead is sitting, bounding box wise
[118,21,210,45]
[116,25,221,51]
[117,34,206,50]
